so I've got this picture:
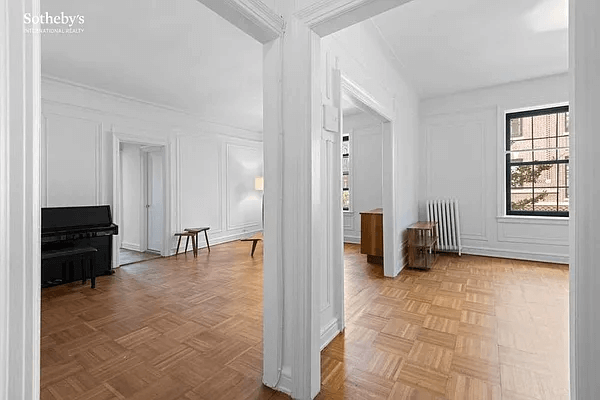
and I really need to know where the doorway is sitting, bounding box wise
[118,142,164,266]
[113,133,170,268]
[318,72,397,352]
[341,94,384,249]
[338,74,397,278]
[144,147,164,254]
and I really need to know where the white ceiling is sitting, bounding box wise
[41,0,568,132]
[370,0,569,98]
[41,0,263,132]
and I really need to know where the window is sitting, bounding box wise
[506,106,569,217]
[342,133,351,211]
[510,119,523,138]
[565,156,569,198]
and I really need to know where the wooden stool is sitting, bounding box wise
[42,246,98,288]
[184,227,211,252]
[240,233,263,257]
[175,232,197,257]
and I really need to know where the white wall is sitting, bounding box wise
[41,76,263,256]
[120,143,142,251]
[420,73,569,264]
[177,136,263,242]
[342,111,383,243]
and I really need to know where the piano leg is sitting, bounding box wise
[81,255,86,285]
[91,257,96,289]
[61,261,67,284]
[68,261,74,282]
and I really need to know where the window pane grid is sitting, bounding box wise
[342,133,351,211]
[506,106,569,217]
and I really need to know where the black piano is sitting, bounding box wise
[42,205,118,287]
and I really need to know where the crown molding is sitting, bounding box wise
[341,74,394,122]
[198,0,285,43]
[41,74,264,141]
[295,0,413,37]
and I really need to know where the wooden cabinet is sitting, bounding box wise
[360,208,383,264]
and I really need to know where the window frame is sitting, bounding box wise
[505,105,569,217]
[510,118,523,138]
[342,131,352,212]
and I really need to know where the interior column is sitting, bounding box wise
[262,2,323,398]
[0,0,42,398]
[570,0,600,397]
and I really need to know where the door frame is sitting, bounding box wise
[112,131,171,268]
[340,74,397,277]
[195,2,412,397]
[15,0,598,399]
[141,146,165,253]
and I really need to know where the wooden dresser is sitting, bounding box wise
[360,208,383,264]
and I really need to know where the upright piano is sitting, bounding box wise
[41,205,118,286]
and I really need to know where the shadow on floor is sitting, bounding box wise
[119,248,161,266]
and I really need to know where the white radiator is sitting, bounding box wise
[426,199,462,256]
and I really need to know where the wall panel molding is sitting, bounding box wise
[497,221,569,247]
[95,125,103,205]
[176,135,224,235]
[343,212,354,229]
[425,114,489,242]
[225,142,263,231]
[462,245,569,265]
[41,111,104,207]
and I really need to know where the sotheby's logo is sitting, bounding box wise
[23,12,85,34]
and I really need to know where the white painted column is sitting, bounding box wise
[0,0,41,399]
[262,2,322,398]
[570,0,600,398]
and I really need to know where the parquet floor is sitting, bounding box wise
[119,249,162,266]
[320,245,569,400]
[40,242,569,400]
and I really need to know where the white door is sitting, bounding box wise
[146,150,164,253]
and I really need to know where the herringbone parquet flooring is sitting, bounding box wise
[40,242,569,400]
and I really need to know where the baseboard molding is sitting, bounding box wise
[461,246,569,265]
[121,242,142,252]
[276,367,293,395]
[320,318,341,350]
[343,235,360,244]
[169,229,262,255]
[395,239,409,276]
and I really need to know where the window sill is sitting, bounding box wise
[496,215,569,226]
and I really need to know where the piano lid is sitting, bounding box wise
[42,205,113,233]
